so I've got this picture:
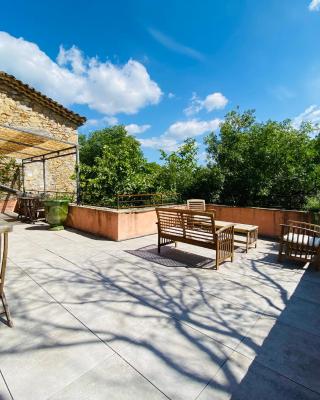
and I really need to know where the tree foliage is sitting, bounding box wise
[205,110,319,208]
[0,156,20,198]
[79,126,160,205]
[79,111,320,210]
[158,138,198,195]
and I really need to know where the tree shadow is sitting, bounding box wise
[1,236,319,399]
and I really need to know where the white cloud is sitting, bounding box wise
[125,124,151,134]
[168,92,175,99]
[104,116,119,126]
[139,118,221,151]
[83,118,101,127]
[309,0,320,11]
[57,45,86,74]
[166,118,221,139]
[79,115,120,133]
[139,137,179,152]
[184,92,228,116]
[0,31,162,116]
[203,92,228,111]
[81,115,119,130]
[292,105,320,128]
[148,28,204,61]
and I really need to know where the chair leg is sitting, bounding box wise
[278,241,284,262]
[1,293,13,327]
[311,253,320,271]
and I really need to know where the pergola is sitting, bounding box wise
[0,124,80,203]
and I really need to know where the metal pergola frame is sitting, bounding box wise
[0,124,80,204]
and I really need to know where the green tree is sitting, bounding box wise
[0,156,20,195]
[158,138,198,197]
[183,165,224,203]
[205,109,319,209]
[79,126,158,205]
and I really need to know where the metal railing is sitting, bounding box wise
[113,192,180,209]
[22,190,76,201]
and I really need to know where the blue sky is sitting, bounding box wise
[0,0,320,162]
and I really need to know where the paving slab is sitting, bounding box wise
[0,372,12,400]
[48,353,168,400]
[276,296,320,337]
[0,302,114,400]
[236,316,320,393]
[2,219,320,400]
[197,351,320,400]
[115,315,233,400]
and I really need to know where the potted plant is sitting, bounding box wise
[43,195,72,231]
[304,196,320,225]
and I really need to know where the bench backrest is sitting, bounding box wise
[156,207,216,243]
[187,199,206,212]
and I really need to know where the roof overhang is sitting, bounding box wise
[0,124,78,162]
[0,71,86,126]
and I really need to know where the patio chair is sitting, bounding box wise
[0,224,13,327]
[278,220,320,269]
[17,195,44,223]
[187,199,206,212]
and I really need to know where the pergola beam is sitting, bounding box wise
[0,124,80,204]
[0,137,57,153]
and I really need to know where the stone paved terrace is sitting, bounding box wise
[1,217,320,400]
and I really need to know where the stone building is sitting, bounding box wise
[0,71,86,195]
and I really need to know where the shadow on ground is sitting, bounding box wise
[1,234,320,400]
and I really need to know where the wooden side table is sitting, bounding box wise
[215,220,258,252]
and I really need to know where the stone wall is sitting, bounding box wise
[0,82,79,194]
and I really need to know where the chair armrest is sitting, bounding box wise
[280,224,319,236]
[287,220,320,231]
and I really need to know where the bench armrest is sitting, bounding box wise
[215,224,235,234]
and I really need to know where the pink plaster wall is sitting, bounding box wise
[206,204,310,237]
[0,198,18,213]
[66,205,119,240]
[66,203,311,241]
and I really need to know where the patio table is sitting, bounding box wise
[215,220,258,252]
[18,196,41,223]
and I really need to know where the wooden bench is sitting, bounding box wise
[156,207,234,270]
[215,221,258,253]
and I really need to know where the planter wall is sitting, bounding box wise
[0,197,18,213]
[66,205,119,240]
[66,203,311,241]
[66,205,159,241]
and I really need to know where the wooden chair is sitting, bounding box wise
[187,199,206,212]
[278,220,320,269]
[0,223,13,327]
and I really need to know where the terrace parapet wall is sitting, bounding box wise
[206,204,311,237]
[66,203,311,241]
